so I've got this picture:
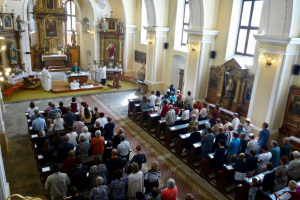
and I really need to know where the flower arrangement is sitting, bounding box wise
[220,102,225,108]
[65,70,71,75]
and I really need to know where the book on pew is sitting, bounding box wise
[29,127,32,130]
[25,113,29,116]
[170,127,175,130]
[40,111,44,113]
[38,155,43,159]
[42,167,50,172]
[27,119,30,122]
[227,165,234,170]
[35,144,37,148]
[31,134,38,138]
[194,143,200,148]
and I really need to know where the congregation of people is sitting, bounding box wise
[27,83,300,200]
[27,96,197,200]
[136,84,300,200]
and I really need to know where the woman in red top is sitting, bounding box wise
[70,97,78,113]
[196,100,201,112]
[275,180,298,200]
[209,104,221,127]
[160,100,169,119]
[60,150,76,175]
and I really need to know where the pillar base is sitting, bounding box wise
[0,133,8,153]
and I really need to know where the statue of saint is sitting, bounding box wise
[49,39,56,48]
[8,42,17,64]
[16,15,23,31]
[100,17,104,30]
[71,30,76,46]
[224,78,235,99]
[106,40,116,59]
[66,44,70,53]
[44,38,48,46]
[119,20,123,33]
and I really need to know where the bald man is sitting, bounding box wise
[105,149,124,184]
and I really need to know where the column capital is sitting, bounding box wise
[143,26,170,32]
[253,34,300,46]
[123,25,137,29]
[184,29,219,36]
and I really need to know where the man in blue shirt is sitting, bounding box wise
[32,113,46,131]
[30,109,44,122]
[269,140,280,167]
[256,122,270,152]
[227,131,240,164]
[48,103,62,121]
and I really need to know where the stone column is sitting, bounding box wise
[100,37,104,62]
[34,19,40,46]
[119,39,122,62]
[18,34,23,64]
[1,51,6,66]
[123,25,137,77]
[238,80,246,104]
[183,30,219,100]
[144,26,170,92]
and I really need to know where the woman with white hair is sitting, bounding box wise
[274,180,298,199]
[201,122,211,136]
[89,177,109,200]
[161,178,178,200]
[244,118,253,141]
[90,130,105,155]
[53,112,64,131]
[78,126,91,143]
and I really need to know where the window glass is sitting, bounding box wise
[251,1,263,27]
[240,1,252,26]
[236,29,247,53]
[181,1,190,45]
[66,2,71,15]
[71,1,75,16]
[184,4,190,24]
[246,30,258,54]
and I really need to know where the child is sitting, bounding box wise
[234,153,247,184]
[176,90,182,100]
[169,91,176,102]
[249,177,258,200]
[155,103,161,114]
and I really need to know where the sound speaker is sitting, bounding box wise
[164,43,168,49]
[293,65,300,75]
[210,51,216,59]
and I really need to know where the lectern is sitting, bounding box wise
[108,75,121,88]
[137,81,148,95]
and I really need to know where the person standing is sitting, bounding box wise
[257,145,272,174]
[71,63,81,73]
[280,137,291,158]
[227,132,240,164]
[184,91,193,106]
[231,113,240,131]
[44,67,52,91]
[99,65,107,86]
[209,104,221,127]
[201,128,214,159]
[149,91,157,108]
[244,118,253,141]
[256,122,270,153]
[165,106,176,128]
[269,140,280,167]
[41,67,46,88]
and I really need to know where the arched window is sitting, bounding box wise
[66,0,76,31]
[235,0,263,56]
[181,0,190,45]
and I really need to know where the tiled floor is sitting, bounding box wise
[2,91,229,199]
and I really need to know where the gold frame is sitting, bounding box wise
[3,14,13,30]
[41,15,61,40]
[106,18,118,32]
[45,0,54,9]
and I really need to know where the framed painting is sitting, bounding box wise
[3,15,13,30]
[209,73,219,90]
[45,18,57,37]
[244,81,253,102]
[135,51,140,63]
[107,18,118,32]
[46,0,54,9]
[140,52,146,64]
[286,93,300,120]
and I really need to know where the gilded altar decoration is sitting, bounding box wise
[16,15,23,31]
[42,15,59,38]
[3,14,13,30]
[46,0,54,9]
[71,30,76,46]
[206,58,255,117]
[140,52,146,64]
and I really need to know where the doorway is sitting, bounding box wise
[179,69,184,91]
[171,55,185,91]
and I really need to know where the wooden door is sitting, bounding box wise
[179,69,184,91]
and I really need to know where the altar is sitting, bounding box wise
[64,72,92,85]
[41,55,68,67]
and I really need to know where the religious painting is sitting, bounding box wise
[140,52,146,64]
[244,82,253,102]
[209,73,219,90]
[45,18,57,37]
[106,18,118,32]
[3,15,13,30]
[286,94,300,120]
[135,51,140,63]
[46,0,54,9]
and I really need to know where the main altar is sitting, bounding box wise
[30,0,80,71]
[206,59,255,117]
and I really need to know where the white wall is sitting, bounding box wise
[170,55,185,90]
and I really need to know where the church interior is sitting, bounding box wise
[0,0,299,199]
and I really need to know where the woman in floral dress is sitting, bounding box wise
[89,157,107,187]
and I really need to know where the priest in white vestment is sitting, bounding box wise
[99,66,106,86]
[95,66,100,83]
[44,67,52,91]
[41,67,46,88]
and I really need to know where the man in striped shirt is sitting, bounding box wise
[48,103,62,121]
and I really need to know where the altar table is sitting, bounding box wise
[41,55,68,67]
[8,72,40,85]
[64,72,92,85]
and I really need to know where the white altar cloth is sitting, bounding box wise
[41,55,68,61]
[8,72,40,85]
[63,72,92,82]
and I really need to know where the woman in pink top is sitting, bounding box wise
[161,178,178,200]
[190,104,199,119]
[73,115,85,136]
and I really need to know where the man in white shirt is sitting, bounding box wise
[99,65,107,86]
[148,90,157,108]
[66,126,78,147]
[231,113,240,131]
[257,145,272,174]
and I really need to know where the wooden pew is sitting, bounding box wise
[267,180,300,200]
[132,104,141,122]
[139,108,151,127]
[175,132,191,157]
[127,98,142,117]
[155,117,181,140]
[40,154,103,184]
[201,153,215,180]
[216,163,236,194]
[147,113,161,133]
[187,142,201,168]
[165,119,209,149]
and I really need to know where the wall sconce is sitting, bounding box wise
[87,30,94,35]
[186,43,196,51]
[259,53,274,66]
[146,37,152,44]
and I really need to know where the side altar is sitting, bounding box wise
[99,11,123,71]
[205,59,255,118]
